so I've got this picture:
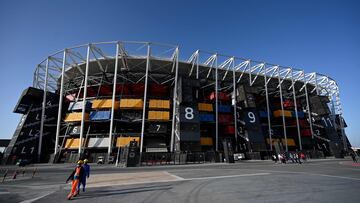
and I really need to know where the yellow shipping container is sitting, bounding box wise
[282,138,296,147]
[200,137,213,146]
[116,137,140,147]
[273,110,292,118]
[266,138,295,147]
[92,99,119,109]
[198,103,213,112]
[64,138,83,149]
[119,99,143,109]
[149,99,170,109]
[64,112,89,122]
[148,111,170,121]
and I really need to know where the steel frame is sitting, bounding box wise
[31,41,346,157]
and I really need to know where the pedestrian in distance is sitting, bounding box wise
[350,153,357,163]
[66,160,85,200]
[272,154,277,164]
[78,159,90,193]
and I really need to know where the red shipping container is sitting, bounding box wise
[87,86,97,97]
[289,119,308,127]
[224,126,235,134]
[130,83,145,96]
[98,85,113,96]
[218,114,233,123]
[116,84,129,95]
[301,129,312,137]
[209,91,230,101]
[150,84,169,96]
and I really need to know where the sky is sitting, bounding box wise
[0,0,359,146]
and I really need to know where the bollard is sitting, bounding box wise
[32,168,37,178]
[12,170,18,179]
[2,170,8,182]
[22,169,26,177]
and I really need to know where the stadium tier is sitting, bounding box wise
[1,41,350,164]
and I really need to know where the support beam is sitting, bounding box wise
[278,68,288,152]
[170,47,179,152]
[140,44,151,154]
[264,65,273,151]
[215,54,219,151]
[54,50,67,156]
[303,71,315,142]
[38,58,49,162]
[231,58,238,151]
[108,42,120,157]
[79,45,91,155]
[291,68,302,151]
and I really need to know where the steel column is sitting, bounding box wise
[79,45,91,155]
[38,58,49,161]
[278,68,288,152]
[291,68,302,150]
[170,47,179,152]
[215,55,219,151]
[108,42,120,156]
[54,50,67,155]
[303,71,314,140]
[232,58,238,151]
[140,44,151,153]
[264,65,273,151]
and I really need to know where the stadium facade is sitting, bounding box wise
[1,41,350,164]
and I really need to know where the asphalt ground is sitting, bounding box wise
[0,158,359,203]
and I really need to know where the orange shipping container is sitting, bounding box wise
[92,99,119,109]
[149,99,170,109]
[116,137,140,147]
[64,112,89,122]
[119,99,143,109]
[148,111,170,121]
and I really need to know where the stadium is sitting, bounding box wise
[1,41,350,165]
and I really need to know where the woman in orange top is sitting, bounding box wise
[66,160,85,200]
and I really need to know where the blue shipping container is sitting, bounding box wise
[90,111,111,121]
[199,113,215,122]
[292,111,305,118]
[218,104,232,113]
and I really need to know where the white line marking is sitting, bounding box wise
[184,173,270,181]
[240,168,360,181]
[0,191,10,194]
[20,191,55,203]
[164,171,185,180]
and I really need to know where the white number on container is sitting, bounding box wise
[185,107,194,120]
[248,112,256,123]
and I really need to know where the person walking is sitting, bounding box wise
[350,153,357,163]
[66,160,85,200]
[78,159,91,193]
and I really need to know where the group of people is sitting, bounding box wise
[66,159,91,200]
[272,152,306,164]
